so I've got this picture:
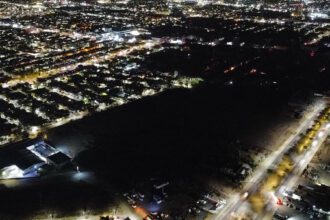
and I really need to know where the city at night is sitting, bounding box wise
[0,0,329,219]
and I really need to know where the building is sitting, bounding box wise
[0,139,71,179]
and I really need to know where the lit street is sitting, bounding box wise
[0,0,329,219]
[213,99,329,219]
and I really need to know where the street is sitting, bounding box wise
[213,99,327,220]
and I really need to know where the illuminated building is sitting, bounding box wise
[0,139,71,179]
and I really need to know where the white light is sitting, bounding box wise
[318,131,324,138]
[300,159,306,165]
[312,140,318,147]
[242,192,249,199]
[30,126,40,134]
[130,30,140,36]
[292,193,301,200]
[128,37,137,43]
[1,165,24,179]
[169,39,183,44]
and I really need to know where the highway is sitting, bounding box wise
[213,99,327,220]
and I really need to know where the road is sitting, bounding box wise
[1,38,161,142]
[258,119,330,220]
[4,39,160,87]
[213,99,326,220]
[0,36,166,147]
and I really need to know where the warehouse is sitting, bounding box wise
[0,139,71,179]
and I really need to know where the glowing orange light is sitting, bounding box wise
[135,206,148,218]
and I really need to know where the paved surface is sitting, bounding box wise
[213,99,327,220]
